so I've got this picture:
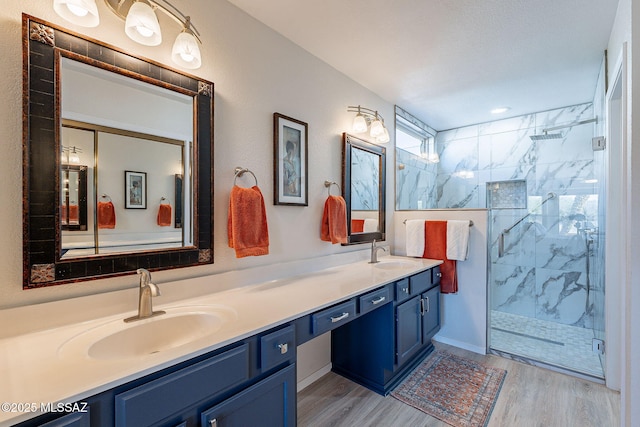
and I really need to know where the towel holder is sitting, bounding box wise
[100,194,112,202]
[403,219,474,227]
[324,180,341,196]
[234,167,258,187]
[160,197,171,205]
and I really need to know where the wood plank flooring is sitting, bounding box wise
[297,343,620,427]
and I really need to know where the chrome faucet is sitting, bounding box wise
[369,239,387,264]
[124,268,166,323]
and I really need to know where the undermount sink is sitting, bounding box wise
[58,305,238,361]
[373,260,416,270]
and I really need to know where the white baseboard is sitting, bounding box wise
[297,363,332,392]
[433,335,486,355]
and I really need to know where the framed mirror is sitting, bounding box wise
[342,133,386,244]
[23,15,214,288]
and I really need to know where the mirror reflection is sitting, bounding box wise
[342,133,386,244]
[59,58,193,259]
[350,146,380,233]
[22,14,214,288]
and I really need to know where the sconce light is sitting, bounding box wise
[53,0,203,69]
[348,105,390,143]
[61,146,82,164]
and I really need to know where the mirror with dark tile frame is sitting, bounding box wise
[23,14,214,288]
[342,133,386,244]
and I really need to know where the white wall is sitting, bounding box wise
[393,209,488,354]
[0,0,395,308]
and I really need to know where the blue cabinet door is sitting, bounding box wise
[421,286,440,344]
[395,296,422,367]
[201,364,296,427]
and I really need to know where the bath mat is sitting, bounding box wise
[391,351,507,427]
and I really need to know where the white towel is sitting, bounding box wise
[446,220,470,261]
[405,220,425,257]
[364,218,378,232]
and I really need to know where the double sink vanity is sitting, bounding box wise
[2,256,442,426]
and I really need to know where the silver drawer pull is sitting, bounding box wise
[371,296,386,305]
[209,419,218,427]
[402,287,409,293]
[436,272,442,278]
[277,343,288,354]
[331,312,350,323]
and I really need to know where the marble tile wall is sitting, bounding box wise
[428,103,601,329]
[350,146,380,211]
[396,148,438,210]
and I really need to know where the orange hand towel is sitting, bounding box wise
[68,204,79,222]
[157,204,172,227]
[321,195,347,244]
[228,185,269,258]
[97,201,116,229]
[351,219,365,233]
[423,220,458,294]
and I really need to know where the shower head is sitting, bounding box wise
[529,132,564,141]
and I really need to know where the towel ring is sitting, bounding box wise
[160,197,171,205]
[234,167,258,187]
[324,180,341,196]
[100,194,112,202]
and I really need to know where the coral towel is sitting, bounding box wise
[321,195,347,244]
[157,204,172,227]
[351,219,365,233]
[97,201,116,229]
[228,185,269,258]
[423,220,458,294]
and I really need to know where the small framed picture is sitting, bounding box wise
[273,113,308,206]
[125,170,147,209]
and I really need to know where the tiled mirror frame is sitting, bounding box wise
[22,14,214,288]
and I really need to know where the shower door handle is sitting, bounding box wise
[498,232,505,258]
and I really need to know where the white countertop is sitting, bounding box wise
[0,255,441,426]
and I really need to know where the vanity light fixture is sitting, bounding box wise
[53,0,203,69]
[348,105,390,143]
[61,146,82,164]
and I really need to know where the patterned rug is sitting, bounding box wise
[391,351,507,427]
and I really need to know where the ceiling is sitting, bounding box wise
[227,0,619,131]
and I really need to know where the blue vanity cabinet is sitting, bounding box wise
[200,364,296,427]
[15,325,296,427]
[332,267,441,395]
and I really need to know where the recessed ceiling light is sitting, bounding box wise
[490,107,511,114]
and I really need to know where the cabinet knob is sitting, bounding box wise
[402,287,409,293]
[436,272,442,278]
[278,343,288,354]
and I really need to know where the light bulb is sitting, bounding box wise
[125,1,162,46]
[352,113,367,133]
[53,0,99,27]
[369,118,384,138]
[172,29,202,69]
[376,128,390,143]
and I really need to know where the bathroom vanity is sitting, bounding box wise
[4,257,441,426]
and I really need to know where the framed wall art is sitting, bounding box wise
[125,170,147,209]
[273,113,308,206]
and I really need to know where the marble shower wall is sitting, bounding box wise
[396,148,438,210]
[433,103,600,328]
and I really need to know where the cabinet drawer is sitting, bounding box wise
[359,286,391,315]
[115,344,249,427]
[312,300,356,335]
[261,325,295,372]
[395,278,410,303]
[40,410,90,427]
[409,270,432,295]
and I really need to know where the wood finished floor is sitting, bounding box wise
[297,343,620,427]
